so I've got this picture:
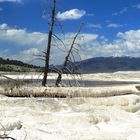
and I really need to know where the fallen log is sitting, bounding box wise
[0,85,140,98]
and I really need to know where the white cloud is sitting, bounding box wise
[56,9,86,21]
[116,30,140,51]
[0,23,47,65]
[0,0,21,2]
[59,30,140,60]
[107,23,123,28]
[83,29,140,58]
[0,23,10,30]
[133,4,140,9]
[13,48,40,62]
[0,23,99,65]
[112,7,128,16]
[87,24,102,29]
[0,24,47,47]
[0,23,140,65]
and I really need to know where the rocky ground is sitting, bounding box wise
[1,71,140,140]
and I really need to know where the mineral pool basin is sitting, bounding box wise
[1,79,140,87]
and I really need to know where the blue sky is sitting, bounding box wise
[0,0,140,65]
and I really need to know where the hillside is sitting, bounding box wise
[1,56,140,73]
[76,57,140,73]
[0,57,41,72]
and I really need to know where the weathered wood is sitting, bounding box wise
[42,0,56,86]
[56,24,83,86]
[0,85,139,98]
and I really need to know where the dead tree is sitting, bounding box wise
[55,24,83,87]
[42,0,56,86]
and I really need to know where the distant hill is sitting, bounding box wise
[0,57,42,72]
[76,57,140,73]
[1,56,140,73]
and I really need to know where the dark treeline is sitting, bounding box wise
[0,57,40,68]
[0,57,42,72]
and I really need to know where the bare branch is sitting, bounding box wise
[52,34,66,49]
[55,23,83,86]
[0,136,16,140]
[52,35,66,52]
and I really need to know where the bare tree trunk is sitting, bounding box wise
[42,0,56,86]
[55,24,83,86]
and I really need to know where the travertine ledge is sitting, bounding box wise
[0,85,140,97]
